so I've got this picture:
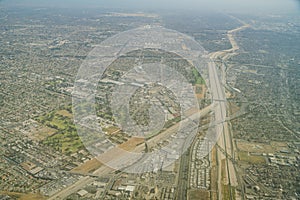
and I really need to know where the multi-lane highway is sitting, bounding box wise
[208,51,231,200]
[176,149,190,200]
[209,23,249,200]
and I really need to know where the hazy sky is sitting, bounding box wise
[1,0,299,13]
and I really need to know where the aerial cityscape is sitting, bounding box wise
[0,0,299,200]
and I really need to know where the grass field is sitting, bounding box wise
[237,140,288,154]
[238,151,266,164]
[188,189,210,200]
[56,109,73,118]
[37,108,83,154]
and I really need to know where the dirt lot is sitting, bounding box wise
[27,125,57,141]
[228,101,241,116]
[118,137,145,151]
[72,158,102,173]
[195,84,206,99]
[0,192,46,200]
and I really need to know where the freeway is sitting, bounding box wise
[208,23,249,200]
[176,149,190,200]
[208,52,230,200]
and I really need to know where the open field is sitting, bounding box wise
[37,108,83,154]
[238,151,266,164]
[118,137,145,151]
[228,101,241,116]
[0,192,46,200]
[270,141,288,148]
[27,125,57,141]
[195,84,206,99]
[56,109,73,118]
[188,189,210,200]
[237,140,288,154]
[72,158,103,174]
